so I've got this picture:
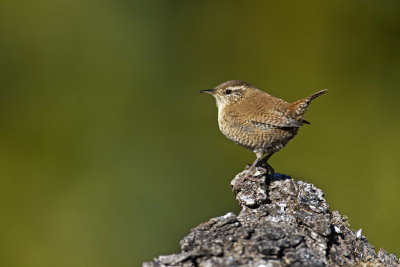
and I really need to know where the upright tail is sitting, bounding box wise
[290,89,328,121]
[307,89,328,102]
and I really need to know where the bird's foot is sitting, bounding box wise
[239,166,263,182]
[258,162,275,180]
[240,170,255,182]
[266,165,275,179]
[243,172,261,183]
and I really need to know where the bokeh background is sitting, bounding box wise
[1,1,400,266]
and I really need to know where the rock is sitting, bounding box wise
[143,167,399,267]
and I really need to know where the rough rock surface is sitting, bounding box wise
[144,167,399,267]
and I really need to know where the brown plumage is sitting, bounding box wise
[201,80,327,177]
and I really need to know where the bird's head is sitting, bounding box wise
[200,80,255,109]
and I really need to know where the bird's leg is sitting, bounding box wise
[242,154,263,180]
[266,164,275,179]
[258,152,275,179]
[247,154,262,173]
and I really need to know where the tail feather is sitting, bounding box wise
[290,89,328,121]
[307,89,328,102]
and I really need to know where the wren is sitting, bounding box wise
[200,80,327,177]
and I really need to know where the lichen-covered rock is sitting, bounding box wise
[143,167,399,267]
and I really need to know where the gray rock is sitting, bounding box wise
[144,167,399,267]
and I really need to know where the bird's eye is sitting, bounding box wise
[225,89,232,95]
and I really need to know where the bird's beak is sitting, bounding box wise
[200,89,215,95]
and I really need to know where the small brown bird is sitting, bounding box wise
[200,80,327,177]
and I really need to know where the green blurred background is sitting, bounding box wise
[1,1,400,266]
